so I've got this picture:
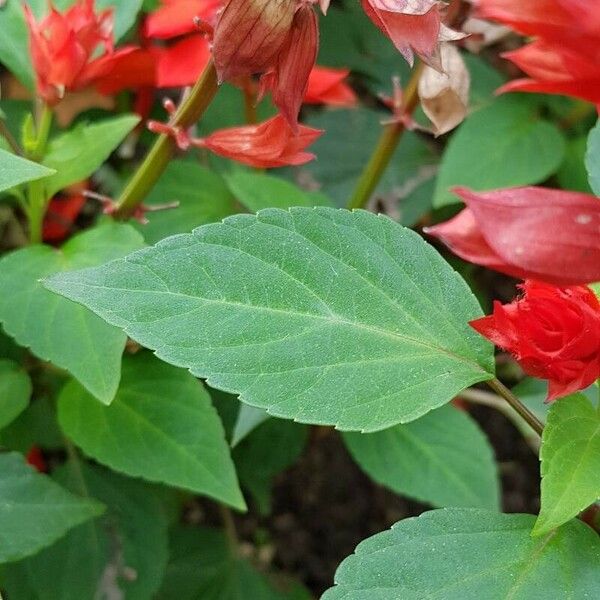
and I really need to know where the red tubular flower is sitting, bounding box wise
[24,0,119,105]
[304,66,357,107]
[156,36,212,87]
[425,186,600,286]
[197,114,322,168]
[26,446,48,473]
[470,282,600,402]
[361,0,464,69]
[212,0,320,127]
[43,193,87,243]
[476,0,600,105]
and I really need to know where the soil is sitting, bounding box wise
[232,403,541,597]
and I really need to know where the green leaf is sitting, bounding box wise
[463,53,505,112]
[58,352,245,510]
[0,359,31,430]
[301,109,437,206]
[557,136,594,194]
[0,452,103,564]
[231,404,270,446]
[343,405,499,509]
[0,222,144,404]
[0,0,37,89]
[3,462,169,600]
[233,418,308,514]
[157,526,308,600]
[95,0,144,40]
[135,160,237,245]
[323,508,600,599]
[43,115,140,197]
[534,395,600,536]
[585,119,600,196]
[0,148,55,194]
[434,96,566,207]
[45,208,494,432]
[225,170,332,212]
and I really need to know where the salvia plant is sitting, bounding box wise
[0,0,599,598]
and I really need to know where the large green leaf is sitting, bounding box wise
[43,115,139,197]
[231,404,270,446]
[57,352,245,510]
[534,395,600,536]
[46,208,494,432]
[301,109,437,205]
[0,453,103,564]
[134,160,237,245]
[323,509,600,599]
[0,222,144,404]
[343,405,499,509]
[225,170,332,213]
[2,463,169,600]
[0,148,55,194]
[0,359,31,430]
[434,97,566,207]
[157,526,310,600]
[585,119,600,196]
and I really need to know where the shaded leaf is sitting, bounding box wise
[46,208,494,432]
[585,119,600,196]
[0,222,144,404]
[58,352,245,510]
[0,148,55,194]
[343,405,499,509]
[0,359,31,430]
[0,453,103,564]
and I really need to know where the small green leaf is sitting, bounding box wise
[2,462,169,600]
[585,119,600,196]
[557,136,594,193]
[45,208,494,432]
[233,418,308,514]
[58,352,245,510]
[0,222,144,404]
[0,452,103,564]
[95,0,144,40]
[43,115,140,197]
[231,404,270,446]
[135,160,237,245]
[534,395,600,536]
[343,405,500,509]
[0,359,31,430]
[0,148,55,194]
[157,526,308,600]
[323,509,600,599]
[434,96,566,207]
[226,170,332,212]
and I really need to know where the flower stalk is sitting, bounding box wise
[347,62,423,210]
[113,61,219,219]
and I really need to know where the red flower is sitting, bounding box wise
[23,0,123,105]
[476,0,600,105]
[26,446,48,473]
[212,0,320,127]
[361,0,464,69]
[43,193,87,243]
[425,186,600,286]
[304,66,357,107]
[470,281,600,402]
[145,0,222,39]
[156,36,211,88]
[197,114,322,168]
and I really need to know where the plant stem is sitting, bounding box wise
[218,504,239,554]
[347,62,424,210]
[486,378,544,436]
[26,104,53,244]
[113,61,219,219]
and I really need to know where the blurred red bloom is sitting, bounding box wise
[26,446,48,473]
[470,281,600,402]
[196,114,322,168]
[304,66,357,107]
[145,0,222,38]
[213,0,319,128]
[23,0,126,105]
[425,186,600,286]
[43,193,86,243]
[361,0,463,70]
[156,36,212,88]
[476,0,600,105]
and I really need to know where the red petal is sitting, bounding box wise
[305,66,357,107]
[157,35,211,87]
[145,0,221,39]
[43,194,86,242]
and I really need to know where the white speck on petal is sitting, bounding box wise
[576,214,592,225]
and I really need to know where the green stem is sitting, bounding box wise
[218,504,239,555]
[26,104,53,244]
[113,61,219,219]
[486,378,544,437]
[347,63,423,210]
